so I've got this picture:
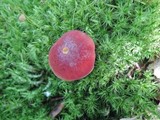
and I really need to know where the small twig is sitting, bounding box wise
[127,67,136,79]
[127,62,140,79]
[50,97,64,102]
[42,96,63,105]
[134,63,141,70]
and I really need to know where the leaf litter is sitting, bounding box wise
[125,56,160,119]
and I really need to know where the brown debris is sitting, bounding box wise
[50,102,64,119]
[127,67,136,79]
[50,97,64,102]
[127,59,153,79]
[127,62,141,79]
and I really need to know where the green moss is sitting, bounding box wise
[0,0,160,120]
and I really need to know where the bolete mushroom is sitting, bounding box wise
[49,30,95,81]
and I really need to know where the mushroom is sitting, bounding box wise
[49,30,95,81]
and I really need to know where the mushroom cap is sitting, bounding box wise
[49,30,95,81]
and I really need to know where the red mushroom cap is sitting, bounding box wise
[49,30,95,81]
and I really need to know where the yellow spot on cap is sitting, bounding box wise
[62,47,69,54]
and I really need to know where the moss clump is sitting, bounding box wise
[0,0,160,120]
